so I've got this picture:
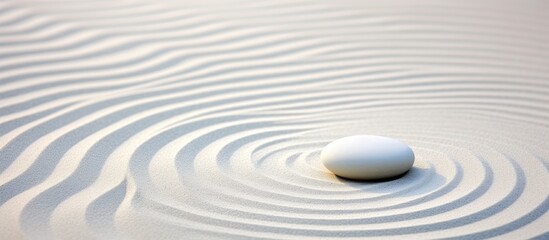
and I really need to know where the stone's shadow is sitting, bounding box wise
[335,170,410,183]
[334,166,447,196]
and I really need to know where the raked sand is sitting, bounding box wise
[0,0,548,239]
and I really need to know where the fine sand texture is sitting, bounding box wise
[1,0,548,239]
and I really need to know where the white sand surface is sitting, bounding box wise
[1,0,548,239]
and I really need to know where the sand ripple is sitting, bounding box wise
[1,0,548,239]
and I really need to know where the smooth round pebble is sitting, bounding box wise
[321,135,414,180]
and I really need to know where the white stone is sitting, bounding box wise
[321,135,414,180]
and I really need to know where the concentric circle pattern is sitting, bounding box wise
[1,0,548,239]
